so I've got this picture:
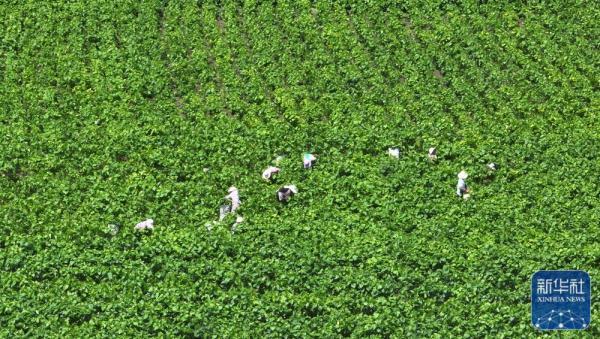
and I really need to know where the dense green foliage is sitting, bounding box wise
[1,0,599,337]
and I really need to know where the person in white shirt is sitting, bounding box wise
[262,166,281,181]
[208,187,243,231]
[225,186,240,212]
[388,148,400,158]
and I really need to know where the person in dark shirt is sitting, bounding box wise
[277,185,298,202]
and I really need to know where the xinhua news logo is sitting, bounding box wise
[531,270,591,330]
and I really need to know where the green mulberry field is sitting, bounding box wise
[1,0,598,337]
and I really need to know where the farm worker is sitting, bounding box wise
[487,162,498,171]
[225,186,240,212]
[388,148,400,158]
[303,153,316,169]
[262,166,281,181]
[456,171,469,197]
[277,185,298,202]
[134,219,154,230]
[428,147,437,161]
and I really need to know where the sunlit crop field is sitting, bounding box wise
[1,1,598,336]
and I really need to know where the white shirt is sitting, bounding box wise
[456,179,467,196]
[225,188,240,212]
[135,219,154,230]
[262,166,280,180]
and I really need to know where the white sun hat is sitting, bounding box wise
[134,218,154,230]
[285,185,298,194]
[458,170,468,179]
